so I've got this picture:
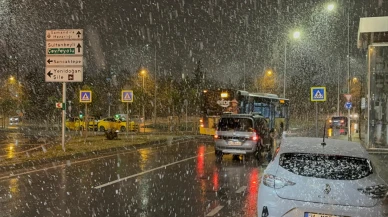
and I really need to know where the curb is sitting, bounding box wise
[0,135,212,174]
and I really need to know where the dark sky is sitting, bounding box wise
[0,0,387,85]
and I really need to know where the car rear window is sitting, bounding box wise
[279,153,373,180]
[218,117,253,132]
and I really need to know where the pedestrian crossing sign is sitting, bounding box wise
[311,87,326,102]
[121,90,133,102]
[80,90,92,103]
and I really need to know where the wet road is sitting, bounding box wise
[0,139,264,217]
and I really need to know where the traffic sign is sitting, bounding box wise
[121,90,133,102]
[345,102,352,110]
[46,29,83,40]
[46,29,83,83]
[46,56,83,66]
[344,94,352,102]
[311,87,326,102]
[45,67,83,82]
[80,90,92,103]
[46,40,83,55]
[56,102,63,108]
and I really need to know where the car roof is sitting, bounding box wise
[279,137,369,159]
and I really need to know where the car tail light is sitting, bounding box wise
[340,120,344,123]
[358,184,388,198]
[262,174,295,189]
[214,132,218,139]
[250,130,260,141]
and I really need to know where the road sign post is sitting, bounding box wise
[121,90,134,135]
[80,90,91,140]
[311,87,327,137]
[46,29,84,152]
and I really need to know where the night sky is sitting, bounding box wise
[0,0,387,85]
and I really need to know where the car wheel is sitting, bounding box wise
[120,126,126,132]
[215,150,223,161]
[100,126,105,132]
[254,146,262,161]
[79,126,83,131]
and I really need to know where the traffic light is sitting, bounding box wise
[115,114,119,119]
[79,112,84,119]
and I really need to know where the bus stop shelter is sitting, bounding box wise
[358,16,388,149]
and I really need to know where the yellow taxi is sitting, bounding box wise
[99,117,138,132]
[65,117,99,131]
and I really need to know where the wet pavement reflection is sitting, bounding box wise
[0,139,264,217]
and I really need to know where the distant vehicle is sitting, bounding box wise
[329,116,348,131]
[257,137,388,217]
[99,117,138,132]
[214,113,270,161]
[9,116,20,124]
[199,89,289,137]
[65,117,98,131]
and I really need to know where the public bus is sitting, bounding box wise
[199,89,289,136]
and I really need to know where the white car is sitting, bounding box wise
[258,137,388,217]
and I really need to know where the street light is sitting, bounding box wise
[326,2,351,140]
[140,69,146,133]
[284,30,301,98]
[327,3,335,11]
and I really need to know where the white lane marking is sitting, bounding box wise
[235,185,247,193]
[94,151,213,189]
[0,140,197,181]
[206,205,224,216]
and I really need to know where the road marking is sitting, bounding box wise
[94,151,213,189]
[0,140,199,181]
[206,205,224,216]
[235,186,247,193]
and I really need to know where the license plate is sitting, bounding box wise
[227,140,241,146]
[305,213,341,217]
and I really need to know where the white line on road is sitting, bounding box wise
[206,205,224,216]
[94,151,213,189]
[235,185,247,193]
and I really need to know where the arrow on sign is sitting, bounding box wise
[47,71,53,77]
[77,43,82,53]
[76,31,81,38]
[47,59,53,64]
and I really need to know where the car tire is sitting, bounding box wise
[215,150,223,161]
[79,126,83,131]
[100,126,105,132]
[254,145,262,161]
[120,126,126,132]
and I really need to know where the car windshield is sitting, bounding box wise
[218,117,253,132]
[279,153,373,180]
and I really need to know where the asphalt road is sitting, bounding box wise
[0,139,265,217]
[0,129,387,217]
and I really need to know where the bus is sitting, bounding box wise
[199,89,289,136]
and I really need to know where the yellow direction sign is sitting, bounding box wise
[80,90,92,103]
[121,90,133,102]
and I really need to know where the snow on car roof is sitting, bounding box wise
[279,137,369,159]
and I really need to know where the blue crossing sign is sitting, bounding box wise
[310,87,326,102]
[121,90,133,102]
[80,90,92,103]
[345,102,352,110]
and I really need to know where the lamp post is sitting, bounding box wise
[326,2,351,140]
[284,31,301,98]
[140,69,146,133]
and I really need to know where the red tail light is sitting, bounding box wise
[340,120,344,123]
[250,131,259,141]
